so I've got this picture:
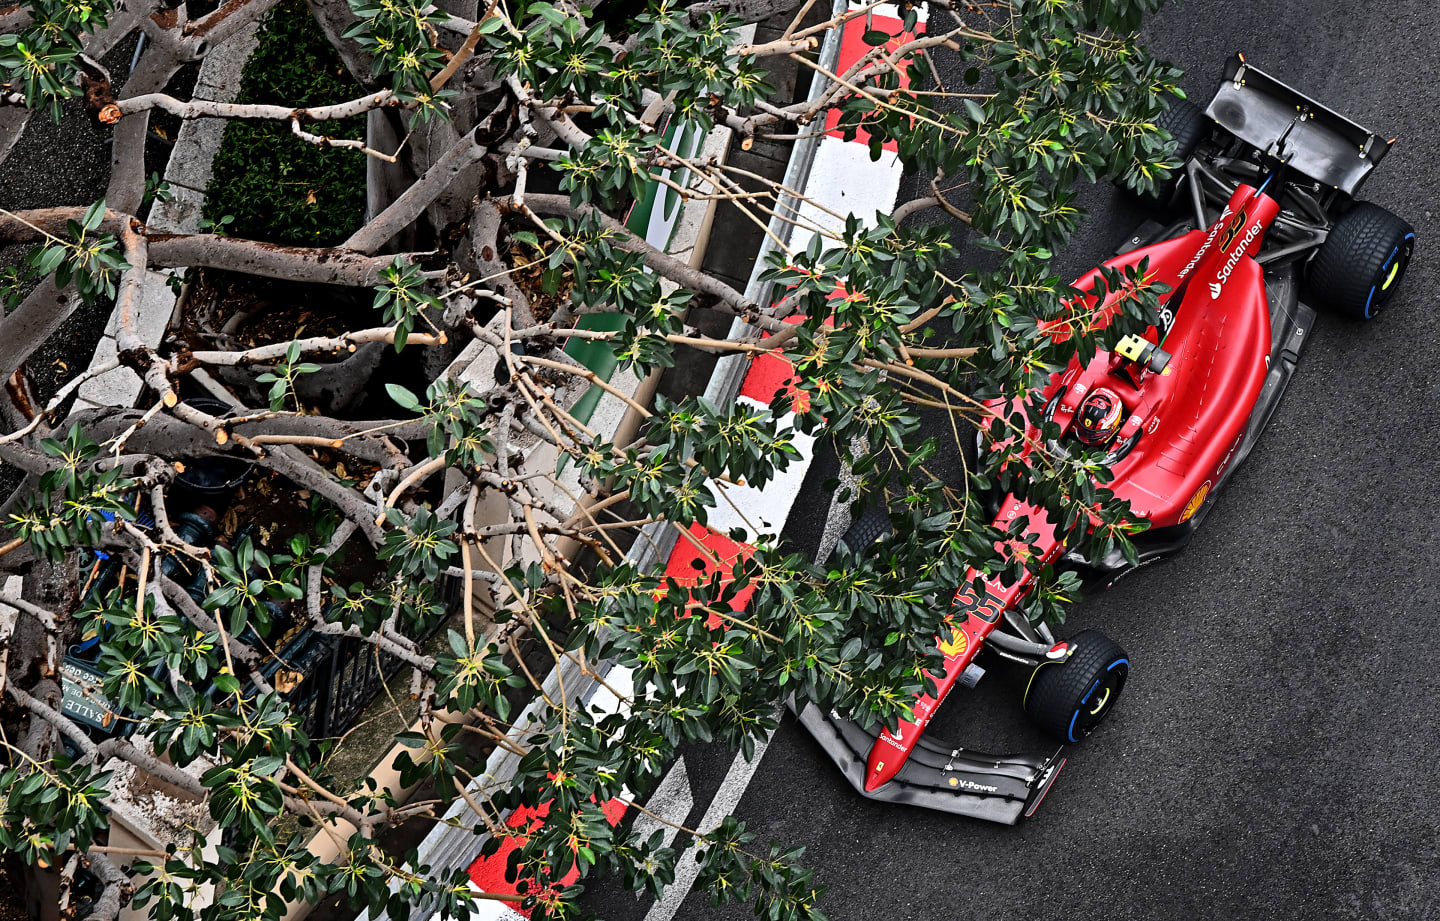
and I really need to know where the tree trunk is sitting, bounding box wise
[303,0,380,90]
[15,558,75,760]
[0,278,73,384]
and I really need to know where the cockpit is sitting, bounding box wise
[1049,334,1174,461]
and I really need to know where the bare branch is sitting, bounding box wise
[521,194,788,331]
[310,618,436,670]
[184,0,284,43]
[107,88,398,123]
[185,326,444,367]
[147,234,420,286]
[85,852,134,921]
[0,208,426,286]
[0,592,59,631]
[7,683,97,758]
[95,736,207,796]
[345,126,489,253]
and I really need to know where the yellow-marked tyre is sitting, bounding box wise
[1024,630,1129,744]
[1306,202,1414,320]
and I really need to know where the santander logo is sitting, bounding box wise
[1177,205,1231,281]
[1211,220,1264,298]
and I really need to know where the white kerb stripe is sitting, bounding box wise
[585,665,635,717]
[704,396,817,542]
[789,137,904,255]
[642,723,779,921]
[628,756,695,855]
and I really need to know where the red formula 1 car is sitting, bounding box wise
[796,55,1416,823]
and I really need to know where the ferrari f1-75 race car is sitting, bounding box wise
[796,54,1416,824]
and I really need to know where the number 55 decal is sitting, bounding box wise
[952,584,1005,624]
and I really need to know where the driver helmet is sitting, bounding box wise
[1074,387,1124,446]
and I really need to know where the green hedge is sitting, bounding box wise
[204,0,366,246]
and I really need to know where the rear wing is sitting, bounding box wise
[1204,53,1392,196]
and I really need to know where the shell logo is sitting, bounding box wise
[1180,480,1212,522]
[939,627,969,657]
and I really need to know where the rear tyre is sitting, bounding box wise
[1023,630,1129,743]
[840,504,892,553]
[1306,202,1415,320]
[1127,99,1210,208]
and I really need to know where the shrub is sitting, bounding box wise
[204,0,366,245]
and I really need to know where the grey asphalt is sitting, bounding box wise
[658,3,1440,919]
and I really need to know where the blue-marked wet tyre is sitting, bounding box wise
[1024,630,1129,744]
[1306,202,1415,320]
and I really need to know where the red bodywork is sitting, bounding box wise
[865,183,1280,792]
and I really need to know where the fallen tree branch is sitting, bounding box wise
[522,194,787,331]
[147,234,421,286]
[104,88,398,123]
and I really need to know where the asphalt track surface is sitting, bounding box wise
[581,4,1440,920]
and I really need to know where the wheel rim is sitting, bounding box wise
[1365,233,1415,318]
[1067,659,1128,742]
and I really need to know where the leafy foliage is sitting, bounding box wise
[0,1,1193,920]
[342,0,484,120]
[205,0,366,245]
[377,505,459,581]
[0,756,111,867]
[5,425,134,559]
[386,378,493,466]
[0,0,116,119]
[375,257,445,351]
[1,199,128,313]
[256,340,324,411]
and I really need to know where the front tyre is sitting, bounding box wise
[1024,630,1130,743]
[1306,202,1415,320]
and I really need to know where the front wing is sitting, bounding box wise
[793,702,1066,824]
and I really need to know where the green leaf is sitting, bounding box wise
[386,383,421,411]
[82,199,106,231]
[213,672,241,695]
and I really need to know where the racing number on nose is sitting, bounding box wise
[952,585,1004,624]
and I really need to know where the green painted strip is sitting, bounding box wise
[557,117,707,474]
[556,312,628,474]
[625,119,691,243]
[563,312,627,419]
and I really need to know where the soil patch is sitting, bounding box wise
[217,453,379,588]
[506,239,574,324]
[179,268,365,350]
[0,858,28,921]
